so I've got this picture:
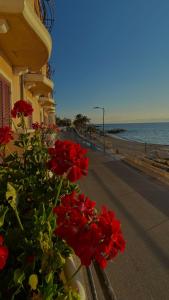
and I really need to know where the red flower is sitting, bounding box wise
[32,122,41,130]
[11,100,33,118]
[0,126,13,145]
[0,235,8,270]
[54,192,125,268]
[48,140,89,182]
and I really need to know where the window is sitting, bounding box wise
[0,76,11,127]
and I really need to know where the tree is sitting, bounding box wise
[73,114,90,131]
[56,117,72,127]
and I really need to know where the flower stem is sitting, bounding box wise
[48,177,64,221]
[20,114,28,135]
[1,145,6,160]
[12,119,18,132]
[54,177,63,206]
[66,263,82,285]
[14,208,24,231]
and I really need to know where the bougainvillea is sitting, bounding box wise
[0,126,13,145]
[11,99,33,118]
[53,191,125,268]
[48,140,89,182]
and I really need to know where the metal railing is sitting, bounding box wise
[46,62,55,79]
[34,0,56,32]
[86,263,117,300]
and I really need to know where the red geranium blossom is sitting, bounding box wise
[11,100,33,118]
[32,122,42,130]
[0,126,13,145]
[53,192,125,268]
[0,235,8,270]
[48,140,89,182]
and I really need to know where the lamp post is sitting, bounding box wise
[93,106,105,153]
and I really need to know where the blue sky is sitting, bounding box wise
[51,0,169,123]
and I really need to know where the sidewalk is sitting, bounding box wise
[81,151,169,300]
[63,130,169,300]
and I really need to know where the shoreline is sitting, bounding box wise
[86,132,169,158]
[106,133,169,147]
[74,128,169,187]
[96,122,169,146]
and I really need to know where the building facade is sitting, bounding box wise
[0,0,56,130]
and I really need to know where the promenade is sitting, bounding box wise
[63,129,169,300]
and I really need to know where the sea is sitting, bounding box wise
[96,122,169,145]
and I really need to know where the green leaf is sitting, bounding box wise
[14,268,25,286]
[0,205,8,227]
[45,272,53,284]
[6,182,17,210]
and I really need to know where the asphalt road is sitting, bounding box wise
[62,130,169,300]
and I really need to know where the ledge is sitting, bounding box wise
[38,96,55,107]
[124,156,169,187]
[24,73,54,96]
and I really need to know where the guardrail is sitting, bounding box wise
[86,263,117,300]
[34,0,55,32]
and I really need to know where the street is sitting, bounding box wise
[63,130,169,300]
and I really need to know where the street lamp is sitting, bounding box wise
[93,106,105,153]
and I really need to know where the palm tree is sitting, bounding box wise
[73,114,90,132]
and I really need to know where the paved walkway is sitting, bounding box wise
[63,130,169,300]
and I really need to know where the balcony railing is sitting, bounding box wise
[34,0,55,32]
[46,63,55,80]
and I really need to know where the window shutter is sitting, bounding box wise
[3,83,11,126]
[0,76,11,127]
[0,81,3,127]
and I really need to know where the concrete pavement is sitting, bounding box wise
[62,130,169,300]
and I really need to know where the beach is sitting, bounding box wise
[87,132,169,158]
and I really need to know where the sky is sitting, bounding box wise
[51,0,169,124]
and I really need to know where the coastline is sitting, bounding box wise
[74,127,169,186]
[87,132,169,158]
[97,122,169,146]
[106,132,169,146]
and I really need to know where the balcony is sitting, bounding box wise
[0,0,52,71]
[38,96,55,107]
[24,73,54,96]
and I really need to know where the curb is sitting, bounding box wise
[124,156,169,186]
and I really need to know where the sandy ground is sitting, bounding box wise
[84,132,169,158]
